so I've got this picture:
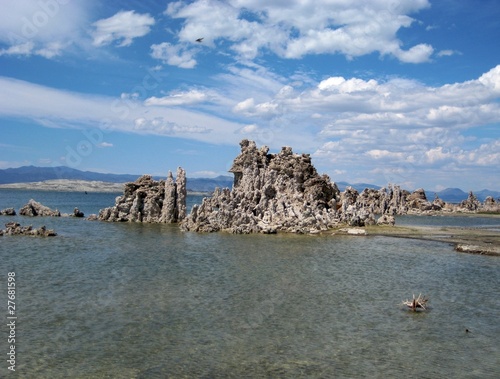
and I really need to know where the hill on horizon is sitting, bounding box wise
[0,166,498,202]
[0,165,234,193]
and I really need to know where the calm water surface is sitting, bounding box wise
[0,190,499,378]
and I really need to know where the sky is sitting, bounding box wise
[0,0,499,191]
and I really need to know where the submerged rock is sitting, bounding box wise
[0,208,16,216]
[19,199,60,217]
[1,222,57,237]
[98,168,187,223]
[73,208,84,218]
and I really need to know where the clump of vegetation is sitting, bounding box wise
[402,293,429,311]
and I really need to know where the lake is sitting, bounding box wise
[0,190,499,378]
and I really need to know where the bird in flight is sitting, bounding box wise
[195,37,204,43]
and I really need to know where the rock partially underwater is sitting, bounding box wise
[19,199,61,217]
[181,139,343,234]
[98,167,187,223]
[0,222,57,237]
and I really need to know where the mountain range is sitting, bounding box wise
[0,166,498,202]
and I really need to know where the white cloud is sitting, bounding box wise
[133,117,211,134]
[165,0,434,63]
[233,97,282,118]
[145,90,208,106]
[98,142,113,148]
[150,42,197,68]
[479,65,500,93]
[237,124,260,134]
[92,10,155,47]
[0,0,89,58]
[424,147,451,163]
[0,76,246,145]
[0,41,35,56]
[366,150,406,160]
[392,43,434,63]
[263,65,500,187]
[1,60,499,190]
[437,49,459,57]
[34,41,65,58]
[318,77,378,93]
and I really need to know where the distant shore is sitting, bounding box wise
[0,180,211,195]
[0,179,124,193]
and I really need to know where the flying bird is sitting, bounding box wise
[195,37,204,43]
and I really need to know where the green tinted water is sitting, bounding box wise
[0,191,499,378]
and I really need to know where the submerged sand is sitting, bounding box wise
[363,222,500,256]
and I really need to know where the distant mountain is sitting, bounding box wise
[0,166,141,184]
[186,176,233,192]
[335,181,381,193]
[0,166,233,193]
[334,181,499,203]
[475,189,500,202]
[1,166,498,200]
[434,188,500,203]
[433,188,468,203]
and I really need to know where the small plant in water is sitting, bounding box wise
[402,293,429,311]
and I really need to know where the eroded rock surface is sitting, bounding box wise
[0,222,57,237]
[1,208,16,216]
[19,199,60,217]
[181,140,342,233]
[98,167,186,223]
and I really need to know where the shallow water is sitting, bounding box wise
[0,191,499,378]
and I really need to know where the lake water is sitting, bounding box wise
[1,190,499,378]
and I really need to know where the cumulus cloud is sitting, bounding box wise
[150,42,197,68]
[0,0,89,58]
[92,10,155,47]
[233,98,281,118]
[239,65,500,129]
[317,77,379,93]
[225,64,500,187]
[164,0,434,64]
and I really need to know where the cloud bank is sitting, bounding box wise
[162,0,434,67]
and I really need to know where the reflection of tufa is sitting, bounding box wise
[402,293,428,311]
[195,37,204,42]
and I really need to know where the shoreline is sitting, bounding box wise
[363,224,500,256]
[0,181,211,195]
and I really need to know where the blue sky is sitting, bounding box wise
[0,0,499,191]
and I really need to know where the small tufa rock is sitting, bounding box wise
[377,214,395,226]
[0,208,16,216]
[19,199,60,217]
[1,222,57,237]
[73,208,84,218]
[338,228,367,235]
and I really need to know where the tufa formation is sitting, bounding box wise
[181,139,342,233]
[98,167,187,223]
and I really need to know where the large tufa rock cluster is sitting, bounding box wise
[344,186,446,222]
[348,186,499,216]
[181,140,341,233]
[98,167,186,223]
